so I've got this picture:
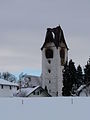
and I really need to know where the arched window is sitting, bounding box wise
[45,49,53,58]
[60,48,65,66]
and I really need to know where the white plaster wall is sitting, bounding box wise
[41,41,68,97]
[41,43,63,96]
[0,85,18,97]
[28,88,49,97]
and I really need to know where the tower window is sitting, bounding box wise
[49,80,51,83]
[48,69,51,73]
[45,49,53,58]
[48,60,51,64]
[60,48,65,66]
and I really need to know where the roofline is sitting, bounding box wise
[26,86,40,97]
[0,83,19,87]
[26,86,51,97]
[41,25,69,50]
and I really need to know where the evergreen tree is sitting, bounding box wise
[62,60,77,96]
[84,58,90,84]
[76,65,83,88]
[68,60,77,94]
[62,62,71,96]
[2,72,16,82]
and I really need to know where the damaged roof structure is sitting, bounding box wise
[41,25,68,50]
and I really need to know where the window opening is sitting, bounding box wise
[45,49,53,58]
[60,48,65,65]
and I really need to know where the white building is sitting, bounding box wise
[16,86,51,97]
[41,25,68,96]
[0,79,19,97]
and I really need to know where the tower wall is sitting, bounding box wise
[41,26,68,97]
[41,43,63,96]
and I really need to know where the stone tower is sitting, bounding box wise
[41,26,68,96]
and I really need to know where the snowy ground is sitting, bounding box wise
[0,97,90,120]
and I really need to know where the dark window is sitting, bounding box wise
[45,49,53,58]
[33,91,35,95]
[48,60,51,64]
[48,69,51,73]
[60,48,65,66]
[56,91,58,96]
[37,91,39,95]
[45,86,48,92]
[49,80,51,83]
[60,48,65,59]
[10,86,12,90]
[17,86,19,90]
[1,85,3,89]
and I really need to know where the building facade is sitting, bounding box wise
[41,26,68,96]
[0,79,19,97]
[16,86,51,97]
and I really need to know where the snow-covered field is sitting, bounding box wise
[0,97,90,120]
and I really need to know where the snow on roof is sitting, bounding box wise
[0,78,19,86]
[23,86,40,96]
[17,86,40,97]
[77,85,86,92]
[41,26,68,50]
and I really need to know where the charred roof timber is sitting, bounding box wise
[41,25,69,50]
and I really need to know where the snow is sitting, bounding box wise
[0,97,90,120]
[0,78,19,86]
[77,85,86,92]
[22,86,40,96]
[16,86,40,96]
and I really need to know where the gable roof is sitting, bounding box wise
[16,86,51,97]
[26,86,51,97]
[41,25,68,50]
[16,86,40,97]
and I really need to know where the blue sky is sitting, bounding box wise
[0,0,90,76]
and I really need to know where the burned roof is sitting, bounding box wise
[41,25,68,50]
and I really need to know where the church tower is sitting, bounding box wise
[41,26,68,96]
